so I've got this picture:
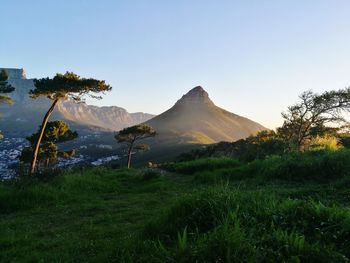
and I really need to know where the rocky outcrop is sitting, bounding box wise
[175,86,214,106]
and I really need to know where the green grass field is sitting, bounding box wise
[1,150,350,262]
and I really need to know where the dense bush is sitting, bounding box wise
[178,129,350,163]
[308,135,341,151]
[339,133,350,149]
[177,130,289,162]
[190,150,350,183]
[255,150,350,182]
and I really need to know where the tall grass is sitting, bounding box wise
[165,157,241,174]
[2,150,350,262]
[187,149,350,183]
[131,187,350,262]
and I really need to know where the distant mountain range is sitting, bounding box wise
[0,68,154,136]
[57,100,154,131]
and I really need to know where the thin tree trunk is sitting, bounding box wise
[30,99,59,175]
[127,142,134,169]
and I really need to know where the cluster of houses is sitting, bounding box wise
[0,136,121,179]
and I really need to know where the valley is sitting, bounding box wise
[0,68,266,178]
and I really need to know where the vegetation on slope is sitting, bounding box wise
[1,150,350,262]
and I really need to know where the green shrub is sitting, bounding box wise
[308,135,341,151]
[257,150,350,182]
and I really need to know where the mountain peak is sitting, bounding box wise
[147,85,266,144]
[175,86,213,105]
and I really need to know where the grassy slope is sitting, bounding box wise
[0,168,189,262]
[1,151,350,262]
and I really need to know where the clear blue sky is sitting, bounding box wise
[2,0,350,128]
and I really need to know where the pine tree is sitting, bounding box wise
[29,72,111,174]
[0,70,15,139]
[115,124,156,168]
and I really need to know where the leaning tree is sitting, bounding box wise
[20,120,78,170]
[0,70,15,139]
[115,124,156,168]
[278,88,350,151]
[29,72,112,175]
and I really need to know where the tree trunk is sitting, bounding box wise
[127,142,134,169]
[30,99,59,175]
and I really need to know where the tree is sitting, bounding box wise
[115,124,156,168]
[20,120,78,170]
[0,69,15,104]
[0,70,15,139]
[29,72,111,175]
[278,88,350,151]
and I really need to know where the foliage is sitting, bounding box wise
[30,72,112,100]
[0,69,15,105]
[234,130,287,161]
[0,70,15,139]
[26,120,78,144]
[116,124,156,143]
[177,130,288,162]
[278,89,350,151]
[20,121,77,171]
[115,124,156,168]
[339,133,350,148]
[308,135,341,151]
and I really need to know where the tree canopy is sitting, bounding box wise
[30,72,112,101]
[20,121,78,170]
[0,69,15,105]
[115,124,156,168]
[116,124,156,143]
[278,88,350,151]
[0,70,15,139]
[26,120,78,145]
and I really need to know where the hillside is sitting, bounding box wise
[146,86,266,144]
[1,150,349,262]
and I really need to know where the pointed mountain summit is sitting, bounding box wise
[175,86,214,106]
[146,86,266,144]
